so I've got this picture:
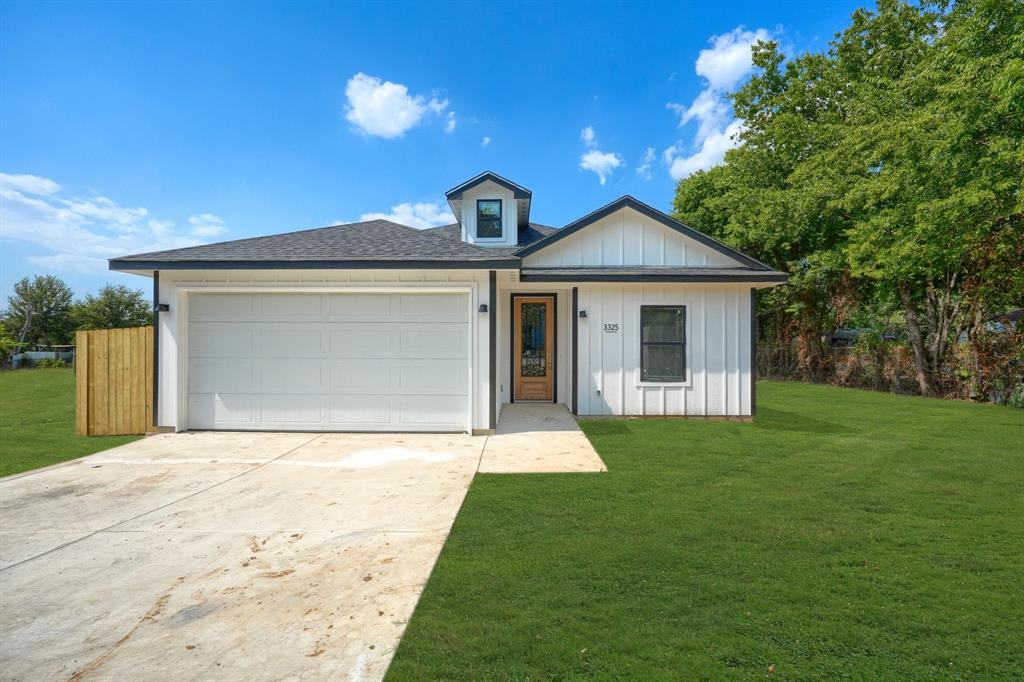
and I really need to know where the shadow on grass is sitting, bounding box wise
[754,406,852,434]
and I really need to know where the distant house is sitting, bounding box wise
[110,171,787,434]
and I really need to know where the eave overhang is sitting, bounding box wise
[109,258,522,271]
[519,267,789,284]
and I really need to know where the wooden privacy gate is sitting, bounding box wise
[76,326,155,435]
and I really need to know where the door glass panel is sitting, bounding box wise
[520,302,547,377]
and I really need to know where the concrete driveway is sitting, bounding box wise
[0,432,484,681]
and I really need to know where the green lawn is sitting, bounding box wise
[388,382,1024,680]
[0,368,141,477]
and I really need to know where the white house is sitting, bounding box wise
[110,172,787,434]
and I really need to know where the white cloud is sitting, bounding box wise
[666,119,746,180]
[636,147,656,180]
[577,127,623,185]
[663,26,771,180]
[481,136,491,147]
[580,150,623,186]
[580,126,596,146]
[360,202,454,229]
[344,73,450,139]
[0,172,225,274]
[0,173,60,196]
[187,213,227,238]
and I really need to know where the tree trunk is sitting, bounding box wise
[900,285,933,396]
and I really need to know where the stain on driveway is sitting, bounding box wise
[0,432,483,681]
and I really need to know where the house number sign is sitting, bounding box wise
[603,323,619,333]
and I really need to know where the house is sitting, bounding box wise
[110,172,787,434]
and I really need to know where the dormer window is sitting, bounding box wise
[476,199,503,239]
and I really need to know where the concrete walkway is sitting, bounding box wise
[479,403,608,473]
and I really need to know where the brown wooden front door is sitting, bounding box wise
[513,296,555,401]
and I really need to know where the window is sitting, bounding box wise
[640,305,685,382]
[476,199,502,239]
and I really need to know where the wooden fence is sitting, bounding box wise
[76,326,155,435]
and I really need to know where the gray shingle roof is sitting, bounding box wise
[424,222,558,251]
[109,219,521,270]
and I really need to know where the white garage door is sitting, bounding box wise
[187,292,470,432]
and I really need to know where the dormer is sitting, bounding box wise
[445,171,531,247]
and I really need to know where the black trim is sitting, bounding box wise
[519,271,789,283]
[509,293,558,404]
[751,288,757,417]
[152,271,159,430]
[109,258,521,272]
[640,305,687,382]
[446,171,532,199]
[477,199,503,239]
[513,195,775,271]
[488,271,497,430]
[571,287,578,415]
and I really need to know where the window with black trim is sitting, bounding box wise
[640,305,685,382]
[476,199,502,239]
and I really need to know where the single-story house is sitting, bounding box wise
[111,172,787,434]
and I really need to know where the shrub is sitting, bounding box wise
[35,358,67,369]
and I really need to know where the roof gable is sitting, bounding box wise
[445,171,531,199]
[515,196,773,271]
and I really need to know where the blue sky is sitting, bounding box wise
[1,0,865,299]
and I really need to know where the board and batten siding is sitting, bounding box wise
[523,206,741,268]
[576,283,752,417]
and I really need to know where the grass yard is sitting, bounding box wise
[388,382,1024,680]
[0,368,141,477]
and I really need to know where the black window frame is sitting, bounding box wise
[476,199,503,239]
[640,305,686,382]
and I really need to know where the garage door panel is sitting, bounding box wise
[190,294,257,319]
[326,398,392,425]
[399,294,467,322]
[187,292,469,432]
[259,294,324,317]
[399,329,467,357]
[328,329,395,357]
[259,396,322,425]
[326,294,393,318]
[327,365,386,391]
[189,326,254,357]
[189,359,256,393]
[398,364,468,392]
[260,328,323,356]
[261,361,323,392]
[189,394,255,429]
[398,396,469,426]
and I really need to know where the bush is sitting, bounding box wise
[35,358,67,369]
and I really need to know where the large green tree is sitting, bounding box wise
[674,0,1024,395]
[1,275,75,348]
[72,284,153,330]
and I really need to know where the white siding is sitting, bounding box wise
[156,269,499,433]
[523,206,740,268]
[460,180,518,247]
[576,283,752,416]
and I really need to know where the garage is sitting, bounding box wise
[186,291,470,432]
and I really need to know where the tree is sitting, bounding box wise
[817,0,1024,395]
[1,275,74,348]
[674,42,854,379]
[72,285,153,330]
[674,0,1024,395]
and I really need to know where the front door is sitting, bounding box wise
[513,296,555,401]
